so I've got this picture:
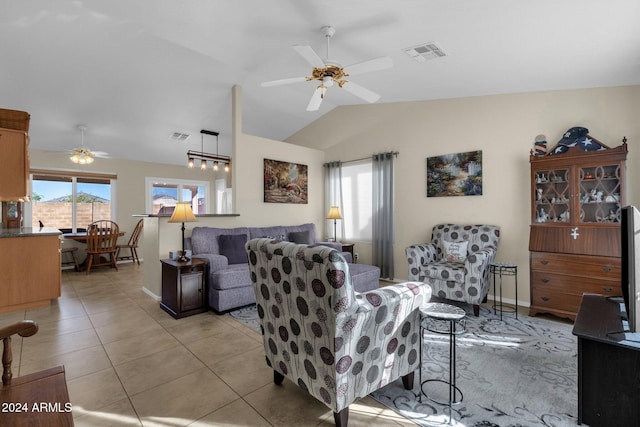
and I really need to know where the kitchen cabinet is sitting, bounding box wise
[0,127,30,202]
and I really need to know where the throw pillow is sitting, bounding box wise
[288,230,313,244]
[443,240,468,263]
[218,234,248,264]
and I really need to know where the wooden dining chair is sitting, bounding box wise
[85,220,120,274]
[1,320,74,426]
[116,218,143,265]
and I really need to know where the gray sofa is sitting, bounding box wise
[186,223,380,313]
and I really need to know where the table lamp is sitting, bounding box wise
[168,202,198,262]
[326,206,343,242]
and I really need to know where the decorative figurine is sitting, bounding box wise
[534,134,547,156]
[595,191,603,202]
[538,208,548,223]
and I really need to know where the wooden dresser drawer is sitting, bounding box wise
[531,271,621,295]
[530,288,583,316]
[530,252,620,279]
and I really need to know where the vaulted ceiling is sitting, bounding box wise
[1,0,639,165]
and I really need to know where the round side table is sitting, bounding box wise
[490,262,518,320]
[419,302,466,423]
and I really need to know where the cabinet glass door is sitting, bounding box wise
[578,164,621,223]
[533,169,570,223]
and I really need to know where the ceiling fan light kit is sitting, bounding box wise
[261,25,393,111]
[70,125,96,164]
[187,130,230,173]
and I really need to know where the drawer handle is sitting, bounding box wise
[603,286,613,293]
[539,259,549,265]
[602,265,613,273]
[541,296,550,302]
[541,278,550,284]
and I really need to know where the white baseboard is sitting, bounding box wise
[142,286,160,301]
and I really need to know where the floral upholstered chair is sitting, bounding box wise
[406,224,500,316]
[246,238,431,427]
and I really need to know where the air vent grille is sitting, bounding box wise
[403,42,447,62]
[170,132,190,141]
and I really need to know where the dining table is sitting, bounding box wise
[62,231,125,270]
[62,231,125,242]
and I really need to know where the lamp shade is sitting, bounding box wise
[168,202,198,223]
[326,206,343,220]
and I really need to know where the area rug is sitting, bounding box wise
[227,302,578,427]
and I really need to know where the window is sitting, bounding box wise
[29,170,115,231]
[341,160,373,242]
[145,177,210,215]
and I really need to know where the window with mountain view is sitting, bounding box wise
[31,171,114,232]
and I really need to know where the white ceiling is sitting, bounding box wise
[1,0,639,166]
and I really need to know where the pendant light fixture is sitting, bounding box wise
[186,130,230,172]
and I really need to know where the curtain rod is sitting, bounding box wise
[324,151,399,166]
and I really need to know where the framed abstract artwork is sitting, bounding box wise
[426,150,483,197]
[263,158,308,204]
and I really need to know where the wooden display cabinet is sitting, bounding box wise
[0,127,30,202]
[529,140,627,320]
[160,258,208,318]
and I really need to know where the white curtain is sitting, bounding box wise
[324,161,344,241]
[372,152,396,279]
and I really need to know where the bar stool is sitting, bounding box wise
[61,247,80,271]
[419,302,466,424]
[490,262,518,320]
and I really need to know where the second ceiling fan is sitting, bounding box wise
[261,26,393,111]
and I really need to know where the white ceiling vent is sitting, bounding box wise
[403,42,447,62]
[170,132,190,141]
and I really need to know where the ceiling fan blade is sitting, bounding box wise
[261,76,308,87]
[344,56,393,76]
[306,86,325,111]
[293,45,325,68]
[341,81,381,103]
[91,151,111,158]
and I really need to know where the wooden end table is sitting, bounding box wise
[160,258,208,318]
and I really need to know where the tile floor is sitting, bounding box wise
[1,263,417,426]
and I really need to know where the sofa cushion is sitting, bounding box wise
[191,227,250,255]
[283,223,317,243]
[443,240,468,263]
[288,230,313,244]
[348,263,380,292]
[219,234,248,264]
[249,226,286,241]
[210,264,251,291]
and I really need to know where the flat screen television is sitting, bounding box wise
[621,205,640,332]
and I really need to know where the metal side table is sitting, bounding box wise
[419,302,466,424]
[490,262,518,320]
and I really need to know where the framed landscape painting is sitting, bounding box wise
[263,158,308,204]
[427,150,483,197]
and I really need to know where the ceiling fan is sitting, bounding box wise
[69,125,109,164]
[261,26,393,111]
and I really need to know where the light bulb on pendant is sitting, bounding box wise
[188,158,194,168]
[213,161,219,171]
[224,163,229,172]
[200,159,207,170]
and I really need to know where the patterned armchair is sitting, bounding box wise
[246,238,431,426]
[405,224,500,316]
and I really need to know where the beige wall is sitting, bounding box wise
[287,85,640,306]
